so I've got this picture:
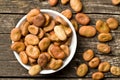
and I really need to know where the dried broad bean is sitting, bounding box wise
[96,20,110,33]
[88,57,100,68]
[76,63,88,77]
[97,43,111,54]
[106,17,119,30]
[98,33,112,42]
[83,49,94,61]
[75,13,90,25]
[79,26,96,37]
[98,62,111,72]
[70,0,82,12]
[92,72,104,80]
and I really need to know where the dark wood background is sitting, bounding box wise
[0,0,120,80]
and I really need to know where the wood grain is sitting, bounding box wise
[0,0,120,79]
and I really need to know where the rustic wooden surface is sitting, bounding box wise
[0,0,120,80]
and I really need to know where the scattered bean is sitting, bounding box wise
[97,43,111,54]
[98,33,112,42]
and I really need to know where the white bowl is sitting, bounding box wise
[13,9,77,74]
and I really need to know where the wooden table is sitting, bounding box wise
[1,0,120,79]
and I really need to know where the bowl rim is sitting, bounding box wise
[13,9,77,74]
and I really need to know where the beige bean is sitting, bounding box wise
[76,63,88,77]
[28,64,41,76]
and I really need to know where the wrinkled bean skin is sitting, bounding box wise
[61,9,72,19]
[28,25,39,35]
[98,62,111,72]
[20,21,30,36]
[48,58,63,70]
[37,53,48,68]
[97,43,111,54]
[70,19,79,32]
[27,9,40,23]
[96,20,110,33]
[83,49,94,61]
[98,33,112,42]
[70,0,82,12]
[75,13,90,25]
[88,57,100,68]
[28,64,41,76]
[11,42,25,52]
[92,72,104,80]
[49,44,66,59]
[19,51,28,64]
[39,37,51,51]
[25,34,39,45]
[26,45,40,59]
[79,26,96,37]
[106,17,119,30]
[110,66,120,76]
[76,63,88,77]
[10,28,21,42]
[33,13,45,27]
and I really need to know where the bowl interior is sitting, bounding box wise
[14,9,77,74]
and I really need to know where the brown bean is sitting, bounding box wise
[28,25,39,35]
[83,49,94,61]
[70,19,79,32]
[20,21,30,36]
[26,45,40,59]
[61,0,69,5]
[110,66,120,76]
[48,58,63,70]
[37,53,48,68]
[28,57,37,66]
[19,51,28,64]
[60,44,70,57]
[25,34,39,45]
[75,13,90,25]
[76,63,88,77]
[79,26,96,37]
[43,52,51,61]
[38,37,51,51]
[48,0,58,6]
[43,13,51,26]
[98,33,112,42]
[55,16,68,26]
[64,37,72,46]
[106,17,119,30]
[61,9,72,19]
[89,57,100,68]
[27,8,40,23]
[49,44,66,59]
[92,72,104,80]
[63,25,72,37]
[38,28,45,39]
[11,42,25,52]
[33,13,45,27]
[97,43,111,54]
[70,0,82,12]
[48,31,60,42]
[48,44,55,58]
[96,20,110,33]
[28,64,41,76]
[10,28,21,42]
[98,62,111,72]
[43,20,55,32]
[112,0,120,5]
